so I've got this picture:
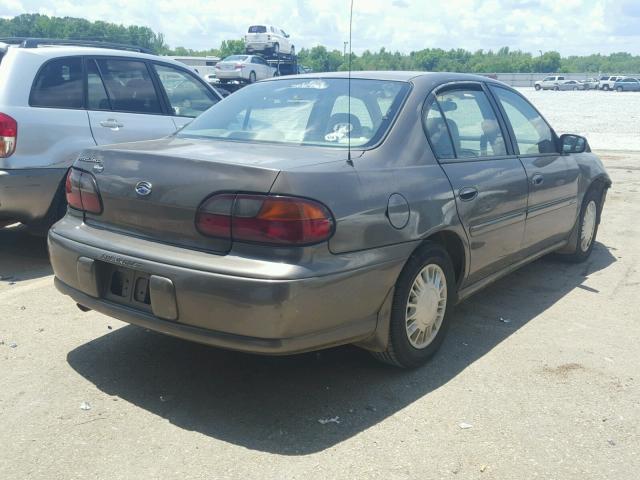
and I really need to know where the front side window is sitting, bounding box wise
[492,86,558,155]
[154,64,217,117]
[179,78,409,148]
[30,57,83,109]
[95,59,162,114]
[431,88,507,158]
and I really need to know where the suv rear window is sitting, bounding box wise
[30,57,83,109]
[248,26,267,33]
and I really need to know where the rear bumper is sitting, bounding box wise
[0,168,65,223]
[215,70,247,80]
[48,221,407,354]
[245,42,274,52]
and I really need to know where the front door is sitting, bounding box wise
[425,84,529,285]
[489,86,579,253]
[85,57,176,145]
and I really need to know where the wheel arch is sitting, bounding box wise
[414,229,467,290]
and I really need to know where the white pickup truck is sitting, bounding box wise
[599,76,624,91]
[534,76,567,90]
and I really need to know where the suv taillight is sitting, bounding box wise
[196,194,334,246]
[65,168,103,214]
[0,113,17,158]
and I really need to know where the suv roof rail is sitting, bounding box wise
[0,37,154,54]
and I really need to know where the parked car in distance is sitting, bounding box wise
[214,55,276,83]
[50,72,611,368]
[534,75,566,90]
[582,78,599,90]
[244,25,295,56]
[599,76,624,90]
[0,38,222,233]
[556,80,584,91]
[613,77,640,92]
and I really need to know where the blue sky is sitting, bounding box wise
[1,0,639,55]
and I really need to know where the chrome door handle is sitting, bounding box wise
[532,174,544,186]
[458,187,478,202]
[99,119,124,129]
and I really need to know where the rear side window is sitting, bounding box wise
[87,60,110,110]
[95,59,162,114]
[424,101,455,159]
[491,86,558,155]
[30,57,83,109]
[430,88,507,159]
[248,25,266,33]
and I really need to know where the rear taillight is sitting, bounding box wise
[196,194,334,245]
[0,113,17,158]
[65,168,103,214]
[234,63,244,69]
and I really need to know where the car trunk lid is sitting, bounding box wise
[81,137,348,254]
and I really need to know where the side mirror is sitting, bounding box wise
[559,134,589,154]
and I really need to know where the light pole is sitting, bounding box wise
[344,41,349,57]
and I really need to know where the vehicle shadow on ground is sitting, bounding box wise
[0,225,52,282]
[67,242,616,455]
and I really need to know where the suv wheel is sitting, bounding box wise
[273,43,280,56]
[25,178,68,236]
[535,84,541,91]
[371,243,455,368]
[603,85,610,91]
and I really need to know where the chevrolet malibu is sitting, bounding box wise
[49,72,611,368]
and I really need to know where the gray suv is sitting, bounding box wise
[0,39,221,232]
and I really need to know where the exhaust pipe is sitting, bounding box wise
[76,303,91,312]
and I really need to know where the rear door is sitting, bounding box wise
[151,62,220,130]
[425,83,528,285]
[489,85,579,253]
[86,57,176,145]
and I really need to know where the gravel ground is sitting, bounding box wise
[518,88,640,151]
[1,150,638,480]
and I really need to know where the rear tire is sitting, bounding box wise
[371,243,455,368]
[616,86,623,92]
[273,43,280,56]
[24,177,68,236]
[535,84,541,91]
[557,187,602,263]
[553,86,559,91]
[603,85,610,91]
[249,71,256,83]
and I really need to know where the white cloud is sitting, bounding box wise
[0,0,639,55]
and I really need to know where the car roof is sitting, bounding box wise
[262,70,508,85]
[1,43,188,67]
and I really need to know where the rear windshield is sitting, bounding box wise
[248,25,267,33]
[179,78,410,148]
[222,55,248,62]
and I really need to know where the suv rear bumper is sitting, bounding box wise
[0,168,65,223]
[48,221,406,355]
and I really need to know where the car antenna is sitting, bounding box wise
[347,0,354,166]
